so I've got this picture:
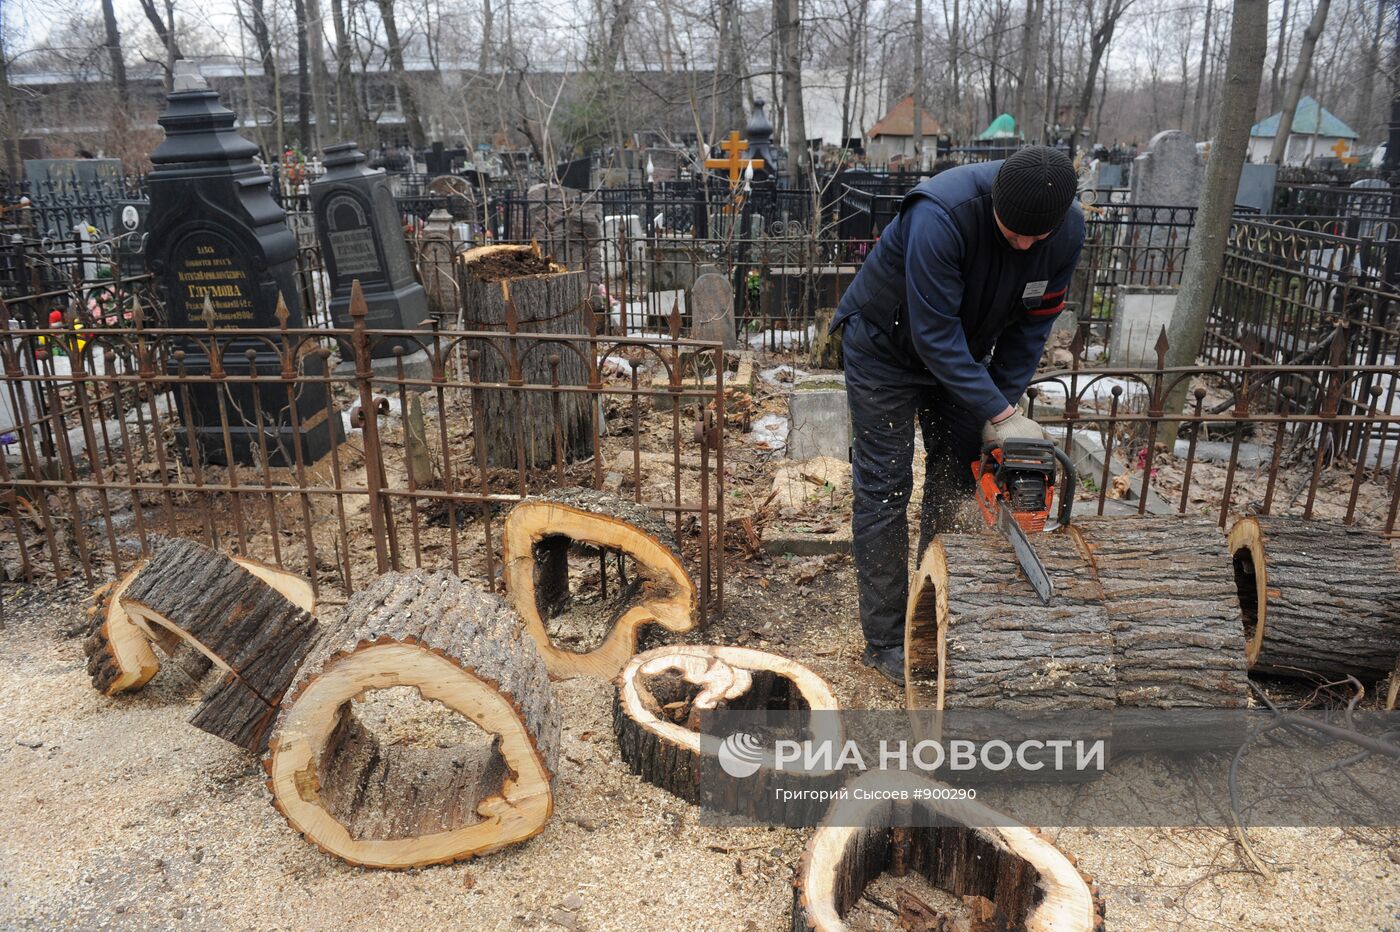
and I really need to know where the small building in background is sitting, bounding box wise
[1248,96,1359,166]
[865,94,942,164]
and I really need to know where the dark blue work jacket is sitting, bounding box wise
[832,161,1085,422]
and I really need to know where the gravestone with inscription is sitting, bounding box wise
[311,141,430,377]
[145,60,342,466]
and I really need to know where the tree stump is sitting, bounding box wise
[904,532,1116,712]
[112,540,320,752]
[807,307,843,369]
[503,488,698,679]
[792,772,1104,932]
[264,570,558,869]
[1229,516,1400,681]
[1070,516,1249,709]
[613,644,840,822]
[460,242,594,469]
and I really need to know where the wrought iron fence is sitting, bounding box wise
[0,291,727,621]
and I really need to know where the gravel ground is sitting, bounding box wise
[1,567,1397,931]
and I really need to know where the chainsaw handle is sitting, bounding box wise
[1052,445,1076,527]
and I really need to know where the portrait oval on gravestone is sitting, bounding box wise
[171,228,258,326]
[324,193,383,282]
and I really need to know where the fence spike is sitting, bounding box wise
[1154,326,1170,366]
[275,291,291,329]
[202,294,216,329]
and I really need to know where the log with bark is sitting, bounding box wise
[1388,657,1398,712]
[1070,516,1249,709]
[113,540,320,752]
[264,570,558,869]
[904,532,1116,712]
[792,772,1104,932]
[1229,516,1400,682]
[613,644,840,823]
[84,552,317,698]
[460,242,594,469]
[503,487,698,679]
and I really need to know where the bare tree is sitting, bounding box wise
[100,0,129,112]
[1269,0,1291,111]
[913,0,925,162]
[1068,0,1133,155]
[305,0,333,147]
[1351,0,1385,140]
[375,0,428,147]
[0,27,18,182]
[1268,0,1331,163]
[1190,0,1215,137]
[776,0,810,177]
[137,0,184,90]
[1163,0,1269,389]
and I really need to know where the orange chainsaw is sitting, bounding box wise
[972,438,1077,604]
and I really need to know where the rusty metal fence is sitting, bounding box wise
[0,293,728,620]
[1026,329,1400,534]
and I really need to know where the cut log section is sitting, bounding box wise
[904,531,1116,712]
[792,772,1104,932]
[117,540,319,752]
[1229,516,1400,681]
[504,487,698,679]
[1387,657,1398,711]
[265,570,558,870]
[83,550,316,699]
[613,644,840,822]
[1069,516,1249,709]
[460,241,594,469]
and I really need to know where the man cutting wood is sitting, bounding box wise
[831,147,1085,686]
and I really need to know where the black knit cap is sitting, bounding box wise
[992,146,1078,236]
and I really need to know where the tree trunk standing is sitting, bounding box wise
[480,0,493,72]
[1161,0,1268,411]
[1269,0,1291,112]
[459,245,594,470]
[913,0,925,167]
[1268,0,1331,164]
[0,27,19,183]
[377,0,427,148]
[305,0,331,149]
[949,0,960,136]
[1190,0,1214,138]
[718,0,745,132]
[101,0,129,113]
[294,0,312,147]
[329,0,359,139]
[1351,0,1384,141]
[1020,0,1046,142]
[778,0,810,179]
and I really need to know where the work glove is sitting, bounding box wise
[981,408,1045,446]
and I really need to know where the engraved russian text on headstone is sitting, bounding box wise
[145,60,342,466]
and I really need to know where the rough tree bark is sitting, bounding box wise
[792,772,1104,931]
[458,243,594,470]
[503,488,698,679]
[614,644,839,822]
[904,532,1116,712]
[137,0,183,91]
[776,0,810,179]
[1229,516,1400,682]
[1070,0,1132,158]
[1268,0,1331,165]
[264,570,558,869]
[1070,516,1250,709]
[101,0,129,113]
[913,0,925,166]
[1162,0,1269,412]
[115,540,320,752]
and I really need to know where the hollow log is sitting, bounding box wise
[1229,516,1400,681]
[460,242,594,469]
[904,532,1116,712]
[264,570,558,869]
[1070,516,1249,709]
[84,549,316,701]
[613,644,840,823]
[503,487,697,679]
[117,540,319,752]
[792,772,1104,932]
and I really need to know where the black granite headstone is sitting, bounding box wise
[310,141,429,357]
[422,141,467,176]
[145,61,342,467]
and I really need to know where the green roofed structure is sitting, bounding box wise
[977,113,1018,141]
[1248,96,1359,166]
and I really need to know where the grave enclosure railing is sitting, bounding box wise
[0,303,727,621]
[1025,332,1400,535]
